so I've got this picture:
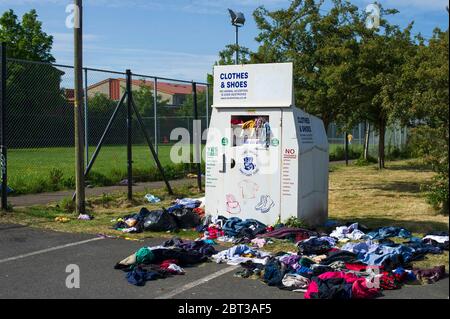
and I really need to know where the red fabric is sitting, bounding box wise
[159,259,178,268]
[295,233,310,242]
[193,207,205,218]
[206,226,224,239]
[345,263,368,272]
[159,259,180,274]
[304,281,318,299]
[318,271,359,283]
[380,272,401,290]
[305,272,380,299]
[352,278,380,299]
[345,263,383,272]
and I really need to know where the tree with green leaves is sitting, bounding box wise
[353,4,416,169]
[217,44,252,65]
[1,9,70,147]
[392,28,449,213]
[132,83,169,117]
[251,0,365,132]
[0,9,54,62]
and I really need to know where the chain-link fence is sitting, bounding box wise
[1,57,408,198]
[3,58,211,196]
[327,122,409,161]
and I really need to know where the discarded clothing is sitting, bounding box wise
[205,226,225,240]
[302,236,337,246]
[422,235,449,250]
[305,272,380,299]
[126,265,168,286]
[77,214,93,220]
[367,226,412,240]
[360,244,415,270]
[159,260,185,274]
[281,274,310,290]
[263,258,287,286]
[320,250,360,266]
[222,217,266,239]
[341,240,379,258]
[251,237,267,248]
[174,198,202,209]
[413,265,446,284]
[279,254,301,270]
[423,235,448,243]
[136,247,155,264]
[113,208,178,233]
[330,223,366,241]
[144,194,161,203]
[258,227,317,242]
[212,245,271,265]
[162,237,216,257]
[297,237,333,255]
[170,207,201,229]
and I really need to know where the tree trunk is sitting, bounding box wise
[364,122,370,160]
[378,121,386,169]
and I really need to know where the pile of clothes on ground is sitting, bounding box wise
[112,197,205,233]
[114,237,216,286]
[206,220,448,299]
[196,215,319,246]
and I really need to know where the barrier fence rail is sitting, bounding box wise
[0,52,408,208]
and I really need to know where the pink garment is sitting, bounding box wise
[251,238,266,248]
[304,272,380,299]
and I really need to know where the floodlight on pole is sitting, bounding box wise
[228,9,245,64]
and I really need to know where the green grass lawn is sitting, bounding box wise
[8,144,196,195]
[7,143,377,195]
[1,159,447,270]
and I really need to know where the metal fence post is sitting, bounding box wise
[192,82,202,192]
[344,131,349,166]
[83,67,89,165]
[153,77,158,154]
[205,84,209,128]
[0,43,7,210]
[126,69,133,200]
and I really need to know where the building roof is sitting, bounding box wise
[87,78,206,96]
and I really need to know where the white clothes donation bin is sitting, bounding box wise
[205,62,328,226]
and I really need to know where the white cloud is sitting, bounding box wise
[354,0,449,12]
[0,0,287,12]
[51,32,99,52]
[52,39,217,81]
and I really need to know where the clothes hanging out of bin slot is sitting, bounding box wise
[230,116,271,148]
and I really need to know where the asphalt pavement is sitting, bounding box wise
[0,223,448,299]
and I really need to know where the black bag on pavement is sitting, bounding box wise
[171,208,201,229]
[142,208,178,232]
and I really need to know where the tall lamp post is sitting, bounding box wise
[228,9,245,65]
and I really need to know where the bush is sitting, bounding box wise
[49,168,64,191]
[329,145,363,161]
[409,126,448,214]
[354,155,377,166]
[59,197,75,213]
[283,216,307,228]
[425,174,449,215]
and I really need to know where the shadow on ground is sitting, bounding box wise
[330,217,448,233]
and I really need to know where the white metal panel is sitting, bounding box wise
[213,63,293,108]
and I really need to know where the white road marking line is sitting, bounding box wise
[0,237,104,264]
[155,265,239,299]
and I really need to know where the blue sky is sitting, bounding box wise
[0,0,448,82]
